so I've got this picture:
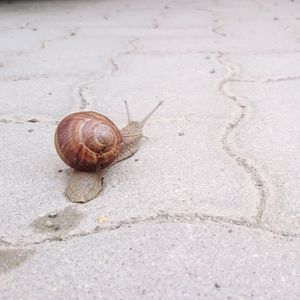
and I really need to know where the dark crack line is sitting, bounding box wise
[120,50,222,56]
[0,72,80,82]
[0,115,58,125]
[265,76,300,82]
[40,27,80,50]
[127,38,140,53]
[231,76,300,83]
[212,24,226,38]
[2,211,298,249]
[78,83,90,110]
[231,78,257,83]
[110,58,119,72]
[72,37,140,111]
[0,238,14,247]
[119,38,140,55]
[0,75,48,81]
[97,49,300,56]
[217,52,268,226]
[72,36,141,112]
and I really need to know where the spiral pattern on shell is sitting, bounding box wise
[54,112,122,172]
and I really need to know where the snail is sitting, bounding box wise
[54,101,163,203]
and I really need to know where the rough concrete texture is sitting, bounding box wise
[0,0,299,299]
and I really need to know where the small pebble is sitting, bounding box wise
[28,118,39,123]
[53,224,60,231]
[209,68,215,74]
[215,283,221,289]
[58,169,63,173]
[53,235,63,241]
[97,215,108,224]
[27,129,34,132]
[134,158,139,162]
[48,212,57,218]
[45,220,54,227]
[178,131,185,136]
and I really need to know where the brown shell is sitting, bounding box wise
[54,111,122,172]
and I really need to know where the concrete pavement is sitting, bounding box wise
[0,0,300,299]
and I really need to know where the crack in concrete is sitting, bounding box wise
[2,211,298,249]
[0,75,48,81]
[217,51,268,226]
[69,70,99,112]
[109,58,119,72]
[119,38,140,55]
[0,238,14,246]
[231,75,300,83]
[120,50,222,56]
[128,38,140,52]
[0,114,190,126]
[212,23,226,38]
[71,37,140,112]
[0,72,80,82]
[152,18,159,29]
[40,27,80,50]
[77,82,91,111]
[0,114,58,125]
[70,35,141,112]
[264,76,300,82]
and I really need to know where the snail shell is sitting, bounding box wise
[54,112,122,172]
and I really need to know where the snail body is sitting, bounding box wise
[55,101,163,203]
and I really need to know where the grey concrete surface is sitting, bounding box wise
[0,0,299,299]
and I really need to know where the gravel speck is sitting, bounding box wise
[45,220,54,227]
[27,118,39,123]
[53,224,60,231]
[48,212,57,218]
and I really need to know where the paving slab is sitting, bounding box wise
[0,77,75,118]
[0,0,300,299]
[230,80,300,233]
[1,223,300,300]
